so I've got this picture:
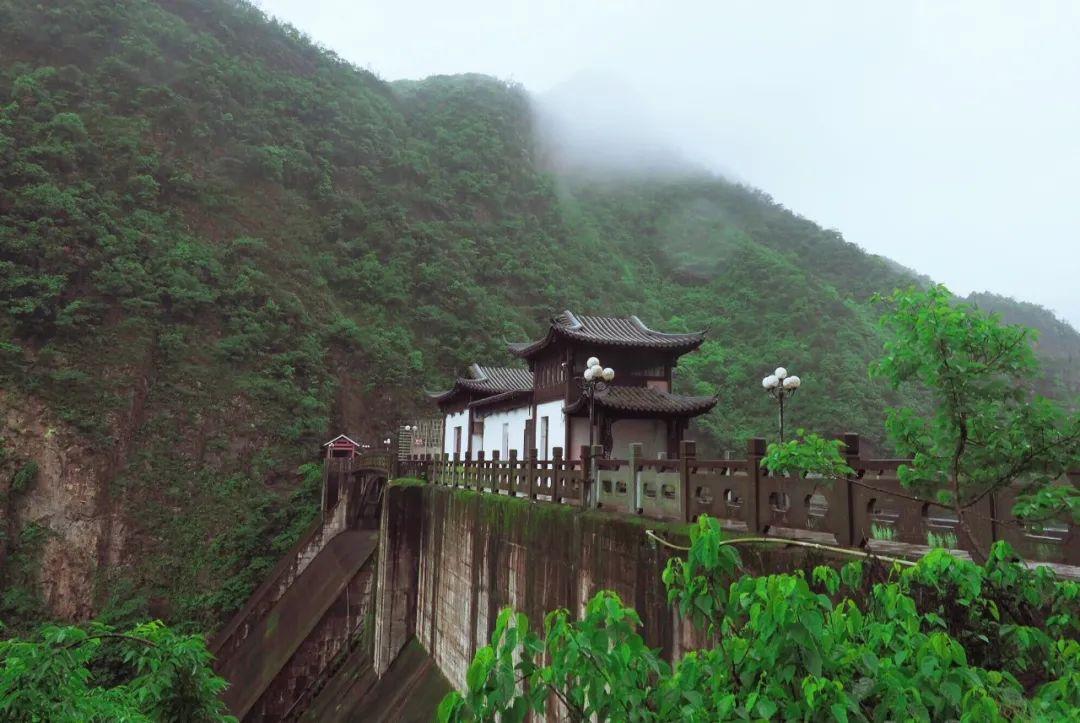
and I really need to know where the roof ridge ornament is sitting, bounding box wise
[561,310,584,330]
[630,314,706,339]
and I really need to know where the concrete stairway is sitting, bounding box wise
[217,529,379,718]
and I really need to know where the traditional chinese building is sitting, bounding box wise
[322,434,361,459]
[430,311,717,460]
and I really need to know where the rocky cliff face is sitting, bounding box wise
[0,390,123,621]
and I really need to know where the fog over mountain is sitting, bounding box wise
[258,0,1080,330]
[533,71,701,178]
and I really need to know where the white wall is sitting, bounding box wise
[569,415,590,460]
[478,404,532,459]
[611,418,668,459]
[535,400,565,460]
[443,410,468,456]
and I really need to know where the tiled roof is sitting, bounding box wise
[427,363,533,403]
[469,389,531,411]
[508,310,705,358]
[470,365,532,392]
[564,386,717,417]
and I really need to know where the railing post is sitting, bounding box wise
[553,447,565,504]
[509,449,519,497]
[747,438,765,534]
[629,443,643,514]
[465,450,474,489]
[527,448,538,500]
[453,451,461,487]
[679,440,696,522]
[590,444,603,510]
[840,433,859,547]
[476,451,486,493]
[490,450,500,494]
[578,446,590,506]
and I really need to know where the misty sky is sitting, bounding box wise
[258,0,1080,328]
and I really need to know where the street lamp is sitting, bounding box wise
[581,356,615,450]
[762,366,801,442]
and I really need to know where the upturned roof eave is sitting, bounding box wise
[508,311,707,359]
[562,391,718,418]
[468,389,533,412]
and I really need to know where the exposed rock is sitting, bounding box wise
[0,390,117,620]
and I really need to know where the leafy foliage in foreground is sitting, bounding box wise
[1,0,1078,630]
[439,517,1080,721]
[0,619,234,722]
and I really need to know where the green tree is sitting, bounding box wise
[0,619,235,722]
[439,517,1080,721]
[767,285,1080,560]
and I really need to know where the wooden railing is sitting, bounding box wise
[394,435,1079,568]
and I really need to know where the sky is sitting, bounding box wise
[257,0,1080,329]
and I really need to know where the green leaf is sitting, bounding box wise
[466,646,495,692]
[436,692,464,723]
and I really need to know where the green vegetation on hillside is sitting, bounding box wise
[1,0,1077,631]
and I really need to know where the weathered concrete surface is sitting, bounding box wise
[375,484,699,694]
[245,543,376,720]
[218,529,378,719]
[373,481,424,676]
[302,638,452,722]
[212,462,363,664]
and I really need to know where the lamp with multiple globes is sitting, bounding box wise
[761,366,801,442]
[582,357,615,450]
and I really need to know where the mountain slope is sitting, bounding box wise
[1,0,1076,631]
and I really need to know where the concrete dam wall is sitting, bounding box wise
[222,479,820,719]
[372,482,702,694]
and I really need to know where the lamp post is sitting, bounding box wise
[762,366,801,443]
[581,356,615,450]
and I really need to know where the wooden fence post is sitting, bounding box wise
[490,450,500,494]
[476,451,486,493]
[509,449,519,496]
[747,438,766,534]
[553,447,565,504]
[579,446,590,507]
[679,440,696,522]
[527,448,538,500]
